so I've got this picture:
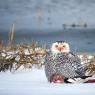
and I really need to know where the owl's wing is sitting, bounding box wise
[69,52,85,76]
[45,53,56,81]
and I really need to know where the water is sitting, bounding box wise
[0,29,95,53]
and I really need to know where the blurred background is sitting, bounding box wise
[0,0,95,52]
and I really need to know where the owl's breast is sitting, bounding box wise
[54,54,71,64]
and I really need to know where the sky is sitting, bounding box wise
[0,0,95,30]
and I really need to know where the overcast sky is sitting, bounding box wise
[0,0,95,30]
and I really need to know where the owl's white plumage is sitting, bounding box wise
[45,41,85,83]
[51,41,70,54]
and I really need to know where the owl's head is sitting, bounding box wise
[51,41,70,54]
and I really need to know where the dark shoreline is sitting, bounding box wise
[0,28,95,53]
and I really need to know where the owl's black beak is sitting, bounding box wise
[57,47,64,52]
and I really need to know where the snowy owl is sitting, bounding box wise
[45,41,85,83]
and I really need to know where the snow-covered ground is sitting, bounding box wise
[0,67,95,95]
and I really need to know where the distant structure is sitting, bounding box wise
[62,22,88,29]
[37,7,43,25]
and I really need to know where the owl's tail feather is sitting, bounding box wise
[64,76,95,83]
[74,75,92,79]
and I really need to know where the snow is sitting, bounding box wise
[0,67,95,95]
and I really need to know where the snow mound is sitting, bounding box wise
[0,67,95,95]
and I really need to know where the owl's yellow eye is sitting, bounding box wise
[62,45,66,48]
[55,45,58,47]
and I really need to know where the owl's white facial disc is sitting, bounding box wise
[51,42,70,54]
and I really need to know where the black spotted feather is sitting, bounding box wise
[45,52,85,82]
